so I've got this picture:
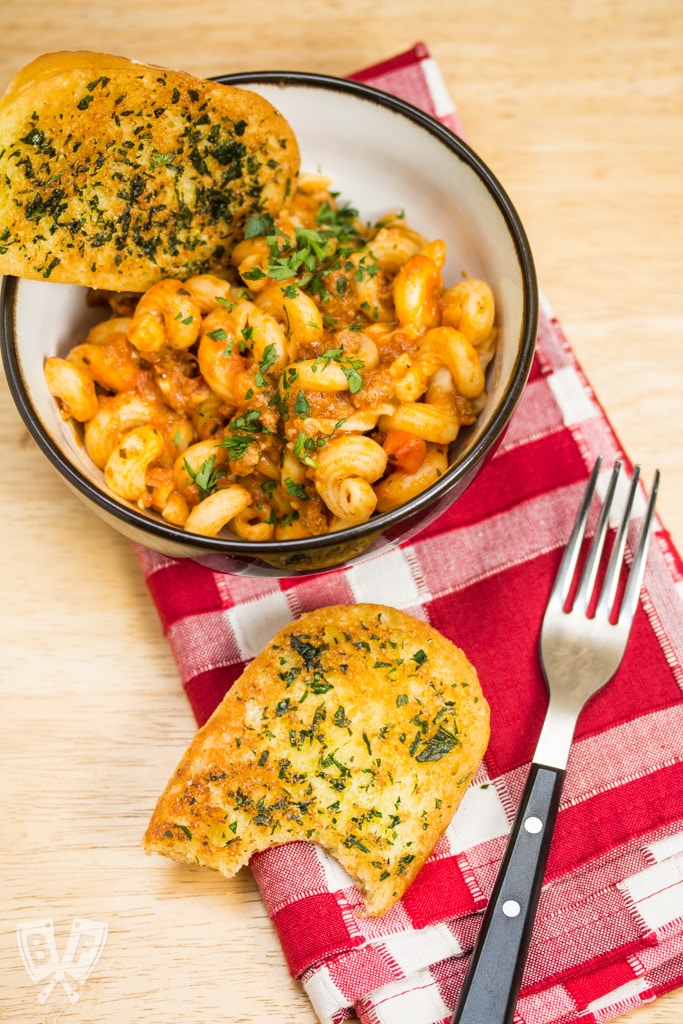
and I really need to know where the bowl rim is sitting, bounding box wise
[0,69,538,557]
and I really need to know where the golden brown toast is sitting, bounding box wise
[143,604,490,916]
[0,52,299,290]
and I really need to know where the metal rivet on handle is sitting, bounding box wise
[502,900,521,918]
[524,816,543,834]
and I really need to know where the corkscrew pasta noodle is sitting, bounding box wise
[45,176,498,540]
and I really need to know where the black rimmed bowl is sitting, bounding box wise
[0,70,538,578]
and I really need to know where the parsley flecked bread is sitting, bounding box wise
[0,51,300,290]
[143,604,490,916]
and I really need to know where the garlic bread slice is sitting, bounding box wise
[143,604,490,916]
[0,51,299,290]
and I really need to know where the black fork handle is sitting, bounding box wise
[450,764,566,1024]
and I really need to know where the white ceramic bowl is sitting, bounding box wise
[1,71,537,577]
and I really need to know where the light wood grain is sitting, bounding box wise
[0,1,681,1021]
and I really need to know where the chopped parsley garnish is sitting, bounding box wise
[254,343,278,386]
[312,347,365,394]
[293,431,318,468]
[244,212,276,238]
[183,454,224,497]
[293,391,311,417]
[172,823,192,841]
[290,634,329,671]
[344,834,370,854]
[219,432,254,460]
[308,679,334,695]
[353,254,381,282]
[397,853,415,875]
[285,477,309,501]
[412,727,459,763]
[333,706,351,728]
[233,409,264,432]
[217,410,268,461]
[241,199,366,297]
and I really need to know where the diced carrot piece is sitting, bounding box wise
[382,429,427,475]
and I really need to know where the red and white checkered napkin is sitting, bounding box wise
[136,43,683,1024]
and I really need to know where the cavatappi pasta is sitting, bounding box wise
[45,174,497,540]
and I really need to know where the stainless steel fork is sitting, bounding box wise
[451,457,660,1024]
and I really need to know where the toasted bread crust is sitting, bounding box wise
[0,52,299,290]
[143,604,490,916]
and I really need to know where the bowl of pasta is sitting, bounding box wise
[1,66,537,577]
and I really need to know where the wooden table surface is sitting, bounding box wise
[1,1,681,1021]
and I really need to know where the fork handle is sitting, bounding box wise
[450,763,566,1024]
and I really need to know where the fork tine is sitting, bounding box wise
[574,460,622,612]
[618,468,660,624]
[594,465,641,619]
[549,457,602,609]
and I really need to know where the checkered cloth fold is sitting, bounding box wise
[137,43,683,1024]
